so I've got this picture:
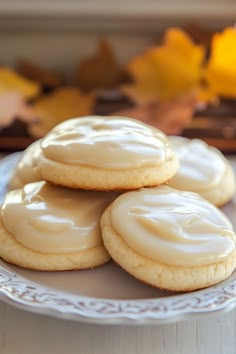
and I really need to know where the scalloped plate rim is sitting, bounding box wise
[1,153,236,325]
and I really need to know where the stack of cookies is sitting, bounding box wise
[1,116,236,292]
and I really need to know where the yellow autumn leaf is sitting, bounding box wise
[30,87,95,137]
[0,67,40,99]
[123,28,205,102]
[205,27,236,98]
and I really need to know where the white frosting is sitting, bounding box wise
[41,116,174,169]
[168,137,226,192]
[9,140,41,189]
[109,186,236,266]
[2,181,117,253]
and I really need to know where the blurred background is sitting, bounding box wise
[0,0,236,151]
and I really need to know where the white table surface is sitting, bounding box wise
[1,301,236,354]
[1,153,236,354]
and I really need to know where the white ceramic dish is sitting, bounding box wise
[1,153,236,325]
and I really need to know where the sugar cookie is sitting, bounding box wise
[0,181,117,271]
[168,136,235,206]
[101,185,236,291]
[9,140,41,190]
[35,116,178,190]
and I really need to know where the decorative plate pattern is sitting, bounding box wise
[0,153,236,324]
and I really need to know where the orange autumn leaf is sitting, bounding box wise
[205,27,236,98]
[124,28,205,102]
[0,67,40,99]
[30,87,95,137]
[197,86,218,104]
[18,59,63,90]
[75,39,124,91]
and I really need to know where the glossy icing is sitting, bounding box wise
[110,186,236,266]
[9,140,41,189]
[168,137,226,192]
[2,181,117,253]
[41,116,174,169]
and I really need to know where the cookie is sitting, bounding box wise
[0,181,117,271]
[35,116,178,190]
[101,185,236,292]
[168,136,235,206]
[8,140,41,190]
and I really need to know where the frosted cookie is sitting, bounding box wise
[35,116,178,190]
[9,140,41,190]
[0,181,117,271]
[101,185,236,292]
[168,136,235,206]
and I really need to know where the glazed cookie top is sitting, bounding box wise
[9,140,41,189]
[108,186,236,267]
[40,116,175,169]
[1,181,117,253]
[168,136,228,192]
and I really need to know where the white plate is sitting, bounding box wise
[1,153,236,325]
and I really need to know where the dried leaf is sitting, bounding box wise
[0,92,36,128]
[75,39,124,91]
[114,92,197,135]
[0,67,40,99]
[124,28,205,102]
[30,87,95,137]
[205,27,236,98]
[18,59,63,90]
[184,24,213,49]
